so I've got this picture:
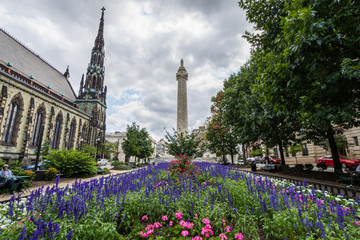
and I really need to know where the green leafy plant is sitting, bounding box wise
[294,164,304,171]
[44,167,58,181]
[304,164,314,171]
[45,149,97,178]
[168,154,199,176]
[9,160,26,176]
[317,162,328,171]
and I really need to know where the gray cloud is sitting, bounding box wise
[0,0,252,140]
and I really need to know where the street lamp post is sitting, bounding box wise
[95,136,101,161]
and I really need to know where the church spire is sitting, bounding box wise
[94,7,105,54]
[89,7,105,67]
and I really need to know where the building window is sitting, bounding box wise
[284,146,289,157]
[3,102,18,143]
[31,105,46,146]
[52,113,63,149]
[273,147,278,157]
[67,119,76,150]
[2,94,23,145]
[302,143,309,156]
[354,136,359,147]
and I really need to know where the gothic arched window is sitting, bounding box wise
[81,123,87,142]
[31,104,46,146]
[52,112,63,149]
[92,76,97,88]
[67,118,76,150]
[2,93,23,145]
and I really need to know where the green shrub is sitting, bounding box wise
[9,160,26,175]
[317,161,328,171]
[304,164,314,171]
[169,154,199,176]
[0,158,6,167]
[111,161,124,168]
[45,167,58,180]
[113,165,132,170]
[294,164,304,171]
[45,149,97,178]
[103,167,111,174]
[275,164,290,171]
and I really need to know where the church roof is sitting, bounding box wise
[0,28,76,101]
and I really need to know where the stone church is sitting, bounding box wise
[0,8,107,163]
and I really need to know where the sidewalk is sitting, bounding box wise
[0,169,134,203]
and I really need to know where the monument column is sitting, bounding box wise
[176,59,188,133]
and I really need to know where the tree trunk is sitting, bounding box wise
[230,149,234,165]
[242,144,246,164]
[279,141,286,166]
[328,134,342,174]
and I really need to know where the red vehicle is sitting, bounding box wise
[261,156,281,164]
[317,155,360,168]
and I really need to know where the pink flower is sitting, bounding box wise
[169,221,173,226]
[179,220,194,229]
[192,237,203,240]
[175,211,183,220]
[219,233,228,240]
[162,215,168,221]
[141,215,148,221]
[139,231,147,237]
[356,221,360,226]
[224,226,231,233]
[222,219,226,223]
[202,218,211,225]
[181,230,189,237]
[234,233,244,239]
[145,225,154,231]
[154,222,162,228]
[195,213,198,219]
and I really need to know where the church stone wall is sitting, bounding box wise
[0,70,91,163]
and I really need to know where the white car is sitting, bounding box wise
[98,159,108,166]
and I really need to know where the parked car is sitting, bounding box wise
[97,158,109,166]
[261,156,281,164]
[246,156,262,163]
[235,159,244,165]
[246,157,255,163]
[317,155,360,168]
[21,160,48,171]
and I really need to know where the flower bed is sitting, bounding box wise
[0,162,359,239]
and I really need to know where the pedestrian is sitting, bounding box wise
[264,155,269,165]
[0,164,24,194]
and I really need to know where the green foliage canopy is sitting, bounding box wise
[164,130,205,158]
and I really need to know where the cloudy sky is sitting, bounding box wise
[0,0,252,141]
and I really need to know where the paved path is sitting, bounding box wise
[0,169,134,203]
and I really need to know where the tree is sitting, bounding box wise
[326,135,349,156]
[206,91,238,165]
[221,63,299,165]
[137,128,154,162]
[100,141,119,159]
[40,140,50,159]
[82,144,96,157]
[122,122,154,162]
[249,148,263,157]
[239,0,360,173]
[164,130,205,158]
[289,144,303,164]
